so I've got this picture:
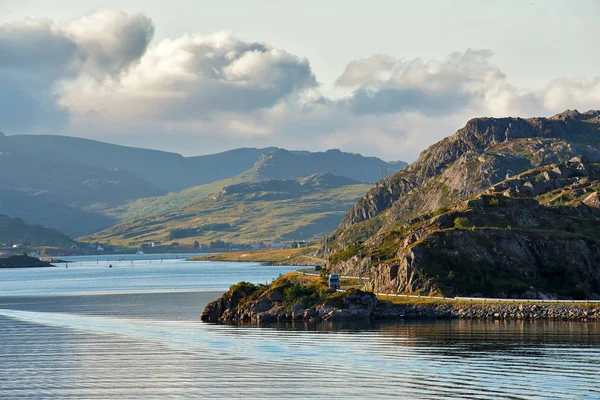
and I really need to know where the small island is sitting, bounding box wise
[0,254,54,268]
[202,272,600,324]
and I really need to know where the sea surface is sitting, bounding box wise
[1,256,599,399]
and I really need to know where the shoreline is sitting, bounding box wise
[189,246,323,266]
[201,272,600,324]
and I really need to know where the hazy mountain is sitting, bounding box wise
[0,188,117,238]
[7,134,278,192]
[1,132,406,237]
[0,133,167,236]
[0,214,74,247]
[324,110,600,299]
[82,174,373,246]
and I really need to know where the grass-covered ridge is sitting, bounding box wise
[82,175,372,246]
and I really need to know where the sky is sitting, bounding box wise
[0,0,599,161]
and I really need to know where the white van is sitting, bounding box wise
[328,273,340,290]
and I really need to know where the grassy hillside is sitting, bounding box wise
[88,175,244,222]
[82,175,372,246]
[92,150,401,223]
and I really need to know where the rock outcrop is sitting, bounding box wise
[201,274,377,324]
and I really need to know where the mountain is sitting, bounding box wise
[93,148,407,223]
[0,134,167,236]
[324,110,600,299]
[0,214,74,247]
[2,133,406,236]
[6,134,278,192]
[237,148,406,182]
[7,135,402,192]
[0,188,116,238]
[324,110,600,248]
[82,174,372,246]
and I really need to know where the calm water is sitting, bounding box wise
[1,257,599,399]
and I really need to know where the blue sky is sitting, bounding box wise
[0,0,598,160]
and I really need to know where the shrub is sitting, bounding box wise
[230,281,258,295]
[283,283,316,305]
[432,206,451,216]
[487,197,499,207]
[329,243,364,264]
[453,217,472,229]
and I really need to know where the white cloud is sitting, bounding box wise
[64,9,154,77]
[0,10,599,162]
[0,10,154,132]
[60,31,317,127]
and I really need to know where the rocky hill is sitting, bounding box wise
[82,174,372,246]
[324,110,600,300]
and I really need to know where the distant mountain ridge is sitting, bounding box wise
[0,132,406,238]
[6,134,278,192]
[239,149,406,183]
[82,173,373,246]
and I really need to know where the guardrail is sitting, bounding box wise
[300,271,365,280]
[299,269,600,304]
[375,293,600,304]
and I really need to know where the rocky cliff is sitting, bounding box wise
[324,110,600,300]
[323,110,600,252]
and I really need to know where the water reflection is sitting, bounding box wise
[1,284,599,398]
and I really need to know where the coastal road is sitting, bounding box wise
[299,269,600,304]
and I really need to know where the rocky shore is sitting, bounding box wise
[375,302,600,321]
[201,273,600,324]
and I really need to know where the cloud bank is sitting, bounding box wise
[1,10,599,161]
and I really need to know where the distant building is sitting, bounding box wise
[272,242,282,249]
[96,245,104,252]
[296,240,308,248]
[12,244,21,249]
[170,242,180,247]
[151,241,162,247]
